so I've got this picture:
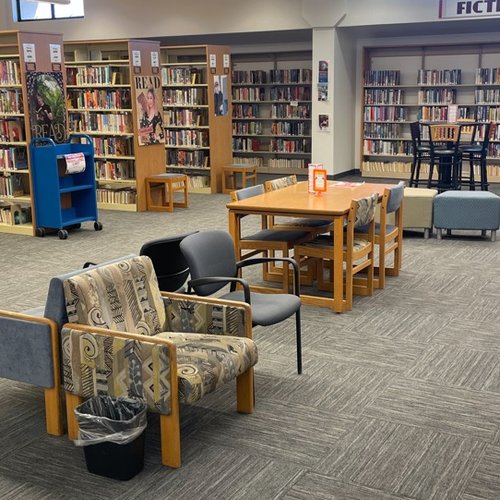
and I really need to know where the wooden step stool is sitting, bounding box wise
[222,164,257,193]
[145,173,189,212]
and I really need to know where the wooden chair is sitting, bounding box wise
[427,124,461,191]
[294,194,378,311]
[222,164,257,193]
[230,184,310,293]
[355,181,404,289]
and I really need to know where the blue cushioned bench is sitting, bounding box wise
[433,190,500,241]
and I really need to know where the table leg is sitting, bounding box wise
[332,216,345,313]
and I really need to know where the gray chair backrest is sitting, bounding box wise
[233,184,265,200]
[354,193,378,228]
[180,231,237,296]
[386,181,405,214]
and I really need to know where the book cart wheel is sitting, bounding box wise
[94,221,103,231]
[36,227,46,237]
[58,229,68,240]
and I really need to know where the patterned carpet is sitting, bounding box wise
[0,183,499,499]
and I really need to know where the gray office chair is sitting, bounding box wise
[180,230,303,374]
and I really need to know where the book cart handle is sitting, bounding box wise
[31,137,56,148]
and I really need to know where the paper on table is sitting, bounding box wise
[64,152,86,174]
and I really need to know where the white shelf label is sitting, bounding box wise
[132,50,141,67]
[23,43,36,63]
[49,44,62,63]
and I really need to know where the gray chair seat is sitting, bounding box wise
[242,229,310,242]
[222,290,301,326]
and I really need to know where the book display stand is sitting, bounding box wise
[64,39,165,210]
[0,30,65,236]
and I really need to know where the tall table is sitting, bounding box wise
[227,181,393,313]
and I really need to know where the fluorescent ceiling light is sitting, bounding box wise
[27,0,72,5]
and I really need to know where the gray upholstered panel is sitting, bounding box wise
[0,317,53,387]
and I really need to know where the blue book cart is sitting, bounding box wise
[30,134,103,239]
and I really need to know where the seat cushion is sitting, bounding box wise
[158,332,258,404]
[275,217,331,228]
[356,222,397,235]
[221,291,301,326]
[301,234,371,253]
[64,256,166,335]
[242,229,310,242]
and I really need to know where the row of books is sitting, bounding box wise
[233,138,262,152]
[476,106,500,122]
[417,106,452,122]
[231,156,263,166]
[362,160,414,174]
[417,69,462,85]
[165,129,209,147]
[363,139,412,155]
[0,146,27,170]
[166,149,209,168]
[185,175,210,189]
[417,88,456,105]
[163,108,207,127]
[474,89,500,104]
[268,158,307,169]
[0,119,24,143]
[363,106,407,122]
[232,69,312,85]
[270,86,311,101]
[67,88,131,110]
[364,70,400,87]
[0,89,23,114]
[364,88,404,105]
[68,111,132,134]
[364,123,404,139]
[232,122,263,135]
[271,121,309,136]
[0,173,26,197]
[161,67,203,86]
[95,160,135,181]
[0,205,31,225]
[270,138,310,153]
[232,104,259,119]
[271,104,310,119]
[0,60,20,86]
[92,136,132,156]
[96,187,136,205]
[475,68,500,85]
[67,66,129,86]
[232,87,266,102]
[162,88,207,106]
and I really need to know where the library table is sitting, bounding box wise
[227,181,393,313]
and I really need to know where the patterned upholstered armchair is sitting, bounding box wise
[61,255,258,468]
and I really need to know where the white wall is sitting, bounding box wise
[1,0,312,39]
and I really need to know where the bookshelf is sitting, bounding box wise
[231,51,312,176]
[361,43,500,183]
[64,39,165,211]
[160,44,232,193]
[0,30,66,236]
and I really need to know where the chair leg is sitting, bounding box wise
[295,309,302,375]
[377,239,386,289]
[427,159,434,189]
[44,386,64,436]
[236,367,255,413]
[409,155,417,187]
[65,392,83,441]
[160,413,182,468]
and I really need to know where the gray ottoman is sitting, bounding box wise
[433,190,500,241]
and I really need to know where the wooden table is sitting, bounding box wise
[227,181,393,312]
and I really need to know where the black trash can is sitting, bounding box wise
[74,395,147,481]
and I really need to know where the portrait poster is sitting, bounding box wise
[318,60,329,83]
[318,113,330,132]
[26,71,67,143]
[317,83,328,102]
[135,74,165,146]
[213,74,228,116]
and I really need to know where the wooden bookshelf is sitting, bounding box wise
[160,44,232,193]
[64,39,165,210]
[362,43,500,183]
[231,51,312,176]
[0,30,66,236]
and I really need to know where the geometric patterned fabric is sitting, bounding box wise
[62,256,258,413]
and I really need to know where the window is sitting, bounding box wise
[16,0,84,22]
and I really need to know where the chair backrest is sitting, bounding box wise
[63,255,166,335]
[265,175,297,192]
[410,121,421,149]
[481,121,494,149]
[139,232,198,292]
[430,124,460,142]
[353,193,378,228]
[231,184,265,201]
[385,180,405,214]
[180,230,238,296]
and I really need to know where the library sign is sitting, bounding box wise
[439,0,500,18]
